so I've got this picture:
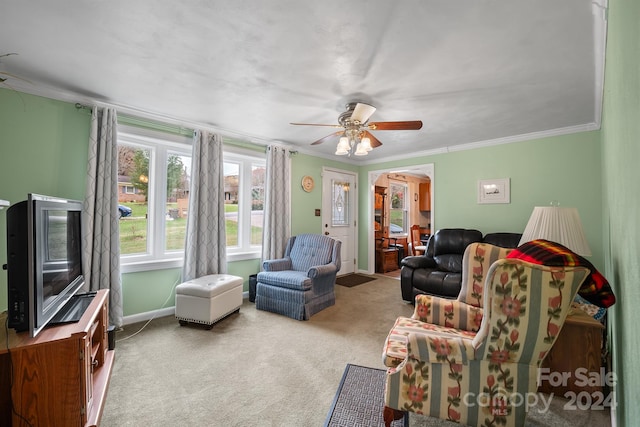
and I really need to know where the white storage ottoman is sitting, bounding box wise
[175,274,243,328]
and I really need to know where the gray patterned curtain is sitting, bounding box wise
[262,144,291,262]
[82,106,123,327]
[182,130,227,281]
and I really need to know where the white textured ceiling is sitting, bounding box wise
[1,0,605,163]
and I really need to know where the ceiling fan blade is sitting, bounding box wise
[363,130,382,148]
[368,120,423,131]
[290,122,342,128]
[351,103,377,124]
[311,131,344,145]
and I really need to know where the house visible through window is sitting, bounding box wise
[117,127,192,270]
[117,126,265,270]
[224,152,265,255]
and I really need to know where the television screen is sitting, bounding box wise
[38,208,83,316]
[6,194,85,337]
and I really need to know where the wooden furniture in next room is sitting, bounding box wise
[377,245,399,273]
[0,289,114,427]
[409,224,426,255]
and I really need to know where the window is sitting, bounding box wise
[117,126,192,271]
[389,181,407,234]
[224,152,265,257]
[117,126,265,271]
[331,179,351,226]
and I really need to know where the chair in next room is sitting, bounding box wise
[408,224,426,256]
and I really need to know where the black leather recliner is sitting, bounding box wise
[400,228,523,302]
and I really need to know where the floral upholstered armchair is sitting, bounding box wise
[255,234,341,320]
[382,242,590,427]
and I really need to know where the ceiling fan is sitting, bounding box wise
[290,102,423,156]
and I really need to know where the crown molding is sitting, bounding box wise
[4,79,602,168]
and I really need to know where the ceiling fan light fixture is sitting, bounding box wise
[335,136,350,155]
[361,136,372,152]
[335,146,349,155]
[292,101,422,157]
[354,142,368,156]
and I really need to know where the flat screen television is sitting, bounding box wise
[5,193,87,337]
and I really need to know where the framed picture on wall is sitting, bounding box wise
[478,178,510,204]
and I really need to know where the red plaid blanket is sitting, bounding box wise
[506,239,615,308]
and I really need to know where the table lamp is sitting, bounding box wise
[519,206,591,256]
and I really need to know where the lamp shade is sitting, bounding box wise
[335,136,350,155]
[519,206,592,256]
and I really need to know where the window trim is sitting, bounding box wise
[118,126,192,272]
[389,180,408,235]
[117,126,265,272]
[223,148,266,260]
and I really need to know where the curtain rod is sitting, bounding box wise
[266,144,298,155]
[74,101,299,154]
[74,100,274,146]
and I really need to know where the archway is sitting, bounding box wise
[366,164,434,274]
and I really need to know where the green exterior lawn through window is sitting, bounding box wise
[119,202,262,254]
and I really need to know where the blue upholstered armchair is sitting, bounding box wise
[255,234,342,320]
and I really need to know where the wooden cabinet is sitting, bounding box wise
[419,182,430,211]
[0,289,114,426]
[374,186,387,241]
[538,310,604,396]
[376,248,398,273]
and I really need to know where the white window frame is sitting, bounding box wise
[389,180,408,235]
[118,127,265,271]
[118,125,192,273]
[224,147,265,261]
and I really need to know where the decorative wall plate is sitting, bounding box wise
[301,175,315,192]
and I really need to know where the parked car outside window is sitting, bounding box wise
[118,204,132,218]
[389,223,403,234]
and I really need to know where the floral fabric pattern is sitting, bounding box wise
[412,243,514,334]
[384,255,590,427]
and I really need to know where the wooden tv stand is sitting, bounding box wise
[0,289,114,426]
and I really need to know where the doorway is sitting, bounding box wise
[321,167,358,275]
[367,164,434,275]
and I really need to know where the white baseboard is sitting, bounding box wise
[122,291,251,326]
[123,306,176,326]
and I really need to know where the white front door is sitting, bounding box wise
[322,168,357,275]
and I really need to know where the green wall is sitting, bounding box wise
[290,153,356,234]
[358,131,604,271]
[0,89,269,316]
[119,260,262,317]
[601,0,640,424]
[0,89,91,310]
[0,88,606,316]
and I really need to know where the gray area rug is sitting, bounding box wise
[324,364,404,427]
[325,364,611,427]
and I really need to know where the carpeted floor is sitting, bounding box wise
[335,273,377,287]
[324,364,404,427]
[102,275,415,426]
[101,275,611,427]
